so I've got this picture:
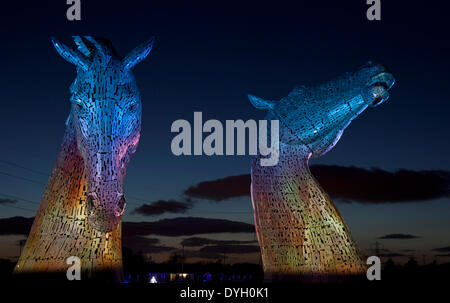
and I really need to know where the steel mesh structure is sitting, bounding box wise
[14,36,153,280]
[249,62,395,281]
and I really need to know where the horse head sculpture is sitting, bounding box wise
[247,62,395,280]
[249,62,395,158]
[52,36,154,232]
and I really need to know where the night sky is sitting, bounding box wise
[0,1,449,264]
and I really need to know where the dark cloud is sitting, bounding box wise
[378,253,407,257]
[184,166,450,203]
[378,234,420,240]
[0,217,175,253]
[432,246,450,252]
[133,200,191,216]
[181,245,261,259]
[199,244,261,254]
[123,235,159,247]
[366,248,390,253]
[123,217,255,237]
[0,216,255,238]
[123,236,175,254]
[0,217,33,235]
[184,174,250,201]
[0,198,17,204]
[180,237,257,247]
[310,165,450,203]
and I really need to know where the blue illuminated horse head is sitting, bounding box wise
[248,62,395,158]
[52,36,154,232]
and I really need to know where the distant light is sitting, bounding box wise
[150,276,157,283]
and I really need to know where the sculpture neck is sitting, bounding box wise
[269,143,312,176]
[30,123,86,222]
[250,142,366,279]
[15,122,123,280]
[252,142,322,208]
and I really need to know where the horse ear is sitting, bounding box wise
[51,37,89,71]
[248,94,276,110]
[122,37,155,69]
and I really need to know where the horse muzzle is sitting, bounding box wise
[86,191,126,232]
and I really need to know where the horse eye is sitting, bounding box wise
[128,103,138,112]
[72,98,83,110]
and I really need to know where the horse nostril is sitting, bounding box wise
[372,96,384,106]
[117,195,126,214]
[86,193,98,213]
